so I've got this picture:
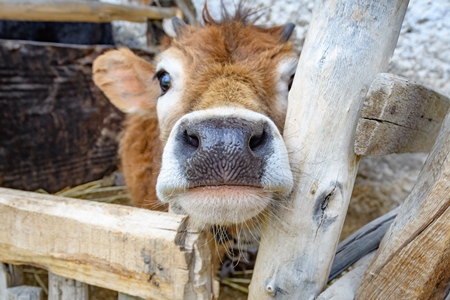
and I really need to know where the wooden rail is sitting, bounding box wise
[0,188,214,300]
[0,0,181,23]
[355,73,450,156]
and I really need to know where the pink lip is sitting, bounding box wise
[188,185,262,191]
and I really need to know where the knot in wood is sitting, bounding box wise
[265,283,276,297]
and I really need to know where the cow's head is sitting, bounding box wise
[93,6,298,229]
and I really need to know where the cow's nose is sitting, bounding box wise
[174,117,273,187]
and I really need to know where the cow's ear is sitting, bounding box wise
[93,48,159,114]
[162,17,187,38]
[265,23,296,43]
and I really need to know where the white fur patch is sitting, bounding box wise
[156,107,294,225]
[154,49,186,130]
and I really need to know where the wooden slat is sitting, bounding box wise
[6,286,43,300]
[329,206,399,282]
[356,107,450,299]
[355,73,450,156]
[318,252,375,300]
[48,273,88,300]
[0,0,180,23]
[0,40,126,193]
[0,188,214,300]
[249,0,409,299]
[1,263,9,299]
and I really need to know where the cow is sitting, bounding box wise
[93,4,298,238]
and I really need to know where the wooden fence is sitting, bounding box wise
[2,0,450,299]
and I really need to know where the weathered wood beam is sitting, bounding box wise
[356,106,450,299]
[355,73,450,156]
[318,252,375,300]
[0,0,180,23]
[249,0,409,298]
[0,188,214,300]
[329,206,399,282]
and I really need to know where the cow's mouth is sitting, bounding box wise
[188,184,263,190]
[174,186,272,226]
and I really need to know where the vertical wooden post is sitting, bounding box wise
[249,0,409,299]
[6,286,43,300]
[356,110,450,299]
[1,263,9,300]
[48,273,88,300]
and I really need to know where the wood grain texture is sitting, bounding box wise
[249,1,409,299]
[0,188,214,300]
[329,206,399,282]
[318,252,375,300]
[356,108,450,299]
[48,273,89,300]
[118,293,144,300]
[6,286,43,300]
[0,0,179,23]
[0,263,9,299]
[355,73,450,156]
[0,40,129,193]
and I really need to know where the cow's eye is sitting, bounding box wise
[157,71,171,94]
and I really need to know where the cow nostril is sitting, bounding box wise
[249,130,267,151]
[184,130,199,148]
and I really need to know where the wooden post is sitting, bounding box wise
[249,0,409,299]
[118,293,143,300]
[6,286,43,300]
[48,273,88,300]
[1,263,9,300]
[356,107,450,299]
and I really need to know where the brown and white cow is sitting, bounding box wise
[93,5,298,231]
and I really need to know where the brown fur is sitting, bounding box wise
[158,22,293,141]
[93,7,295,211]
[120,115,165,210]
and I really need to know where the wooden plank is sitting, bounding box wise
[48,273,88,300]
[0,40,127,193]
[1,263,24,299]
[329,206,399,282]
[356,106,450,299]
[355,73,450,156]
[318,252,375,300]
[249,0,409,299]
[0,188,214,300]
[1,263,9,299]
[8,265,24,287]
[6,286,43,300]
[0,0,179,23]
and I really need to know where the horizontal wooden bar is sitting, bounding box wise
[0,0,180,23]
[0,188,213,300]
[355,73,450,156]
